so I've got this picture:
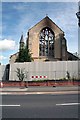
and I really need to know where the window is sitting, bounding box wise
[39,27,54,57]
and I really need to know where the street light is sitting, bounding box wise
[76,12,80,27]
[76,6,80,27]
[76,2,80,80]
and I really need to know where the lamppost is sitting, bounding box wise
[76,3,80,80]
[76,10,80,27]
[76,1,80,27]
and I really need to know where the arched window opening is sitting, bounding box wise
[39,27,54,57]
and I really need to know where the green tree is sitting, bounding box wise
[16,68,27,88]
[16,46,33,62]
[66,71,70,80]
[16,68,25,81]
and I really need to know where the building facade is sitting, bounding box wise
[10,16,78,63]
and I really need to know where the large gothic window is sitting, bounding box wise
[39,27,54,57]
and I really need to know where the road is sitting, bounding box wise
[1,93,79,119]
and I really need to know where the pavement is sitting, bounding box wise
[0,86,79,92]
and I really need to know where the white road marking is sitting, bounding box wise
[0,105,20,107]
[0,91,78,95]
[56,103,80,106]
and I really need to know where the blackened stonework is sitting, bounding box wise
[9,16,78,63]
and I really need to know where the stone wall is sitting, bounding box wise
[28,16,67,61]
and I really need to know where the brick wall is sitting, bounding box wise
[0,80,80,87]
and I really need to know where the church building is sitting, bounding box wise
[10,16,78,63]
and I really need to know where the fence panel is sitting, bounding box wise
[0,65,6,81]
[9,61,79,81]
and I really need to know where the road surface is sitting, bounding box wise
[1,93,79,119]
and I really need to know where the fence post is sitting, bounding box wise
[0,82,3,88]
[25,71,28,88]
[53,71,56,87]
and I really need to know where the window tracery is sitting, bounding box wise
[39,27,54,57]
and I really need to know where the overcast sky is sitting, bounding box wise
[0,2,78,64]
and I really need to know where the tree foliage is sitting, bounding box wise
[16,68,27,81]
[66,71,70,80]
[16,46,33,62]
